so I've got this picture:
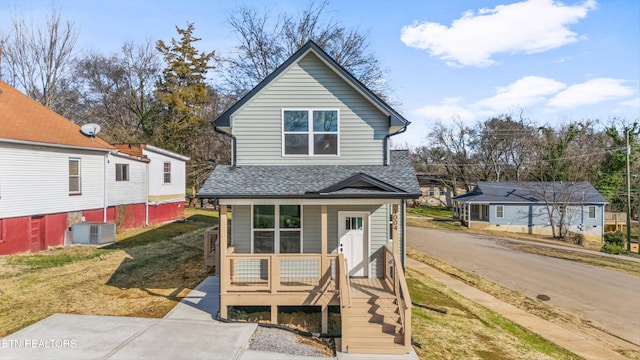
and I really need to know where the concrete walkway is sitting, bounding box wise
[407,258,633,360]
[0,276,418,360]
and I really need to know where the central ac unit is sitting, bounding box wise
[71,223,116,245]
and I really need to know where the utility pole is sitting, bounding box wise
[626,127,632,251]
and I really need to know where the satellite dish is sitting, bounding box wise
[80,123,101,137]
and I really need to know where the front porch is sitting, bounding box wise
[205,202,412,354]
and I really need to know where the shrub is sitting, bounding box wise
[601,231,626,254]
[567,231,584,246]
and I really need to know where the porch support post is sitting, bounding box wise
[321,305,328,334]
[271,304,278,324]
[320,204,329,275]
[392,204,399,256]
[219,205,228,318]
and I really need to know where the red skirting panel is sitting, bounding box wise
[148,201,185,225]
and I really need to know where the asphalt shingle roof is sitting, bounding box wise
[0,80,112,150]
[198,150,420,199]
[454,181,607,204]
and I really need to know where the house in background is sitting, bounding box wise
[411,173,467,207]
[0,80,113,255]
[113,144,190,226]
[0,81,190,255]
[453,181,607,243]
[198,41,420,355]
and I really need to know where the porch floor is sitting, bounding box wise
[350,278,394,299]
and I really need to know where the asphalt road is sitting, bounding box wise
[407,226,640,346]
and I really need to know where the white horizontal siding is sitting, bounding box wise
[143,149,186,201]
[0,143,106,218]
[107,155,147,206]
[233,52,388,166]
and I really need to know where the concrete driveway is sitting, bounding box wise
[407,226,640,347]
[0,277,418,360]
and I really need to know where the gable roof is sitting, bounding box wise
[213,41,409,129]
[198,150,420,199]
[454,181,607,204]
[0,80,112,151]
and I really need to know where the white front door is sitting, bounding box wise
[339,212,368,277]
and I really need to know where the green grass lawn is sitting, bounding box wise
[407,206,454,219]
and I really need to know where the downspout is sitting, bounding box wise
[103,153,109,222]
[383,122,407,166]
[214,126,236,167]
[145,160,149,226]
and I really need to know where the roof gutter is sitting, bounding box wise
[383,123,407,166]
[214,126,236,167]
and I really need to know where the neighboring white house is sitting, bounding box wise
[0,80,113,255]
[0,81,191,255]
[114,144,190,225]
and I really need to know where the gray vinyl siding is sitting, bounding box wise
[232,52,388,166]
[228,203,390,277]
[303,205,321,253]
[231,205,251,253]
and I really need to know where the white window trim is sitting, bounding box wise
[496,205,504,218]
[163,161,171,184]
[281,108,340,157]
[251,204,304,254]
[69,158,82,195]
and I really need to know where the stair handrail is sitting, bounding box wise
[337,254,352,352]
[384,245,412,350]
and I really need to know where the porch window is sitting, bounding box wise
[253,205,302,253]
[588,206,596,219]
[283,109,338,156]
[496,205,504,218]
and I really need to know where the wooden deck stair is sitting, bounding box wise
[344,280,408,355]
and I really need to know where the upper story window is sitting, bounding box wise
[163,162,171,184]
[69,158,81,195]
[115,164,129,182]
[282,109,338,156]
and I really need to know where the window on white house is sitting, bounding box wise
[588,206,596,219]
[283,109,338,156]
[496,205,504,218]
[428,186,435,196]
[163,162,171,184]
[116,164,129,181]
[253,205,302,253]
[69,158,81,194]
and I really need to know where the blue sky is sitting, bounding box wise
[1,0,638,147]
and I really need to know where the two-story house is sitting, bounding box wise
[198,41,420,354]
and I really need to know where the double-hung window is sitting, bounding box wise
[69,158,81,195]
[283,109,338,156]
[496,205,504,218]
[588,206,596,219]
[253,205,302,253]
[163,162,171,184]
[116,164,129,181]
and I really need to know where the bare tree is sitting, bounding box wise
[222,0,388,99]
[1,9,77,114]
[73,40,161,142]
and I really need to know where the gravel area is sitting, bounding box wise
[248,326,334,357]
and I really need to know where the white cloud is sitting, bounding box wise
[474,76,566,111]
[548,78,637,108]
[413,98,477,123]
[400,0,596,67]
[618,97,640,109]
